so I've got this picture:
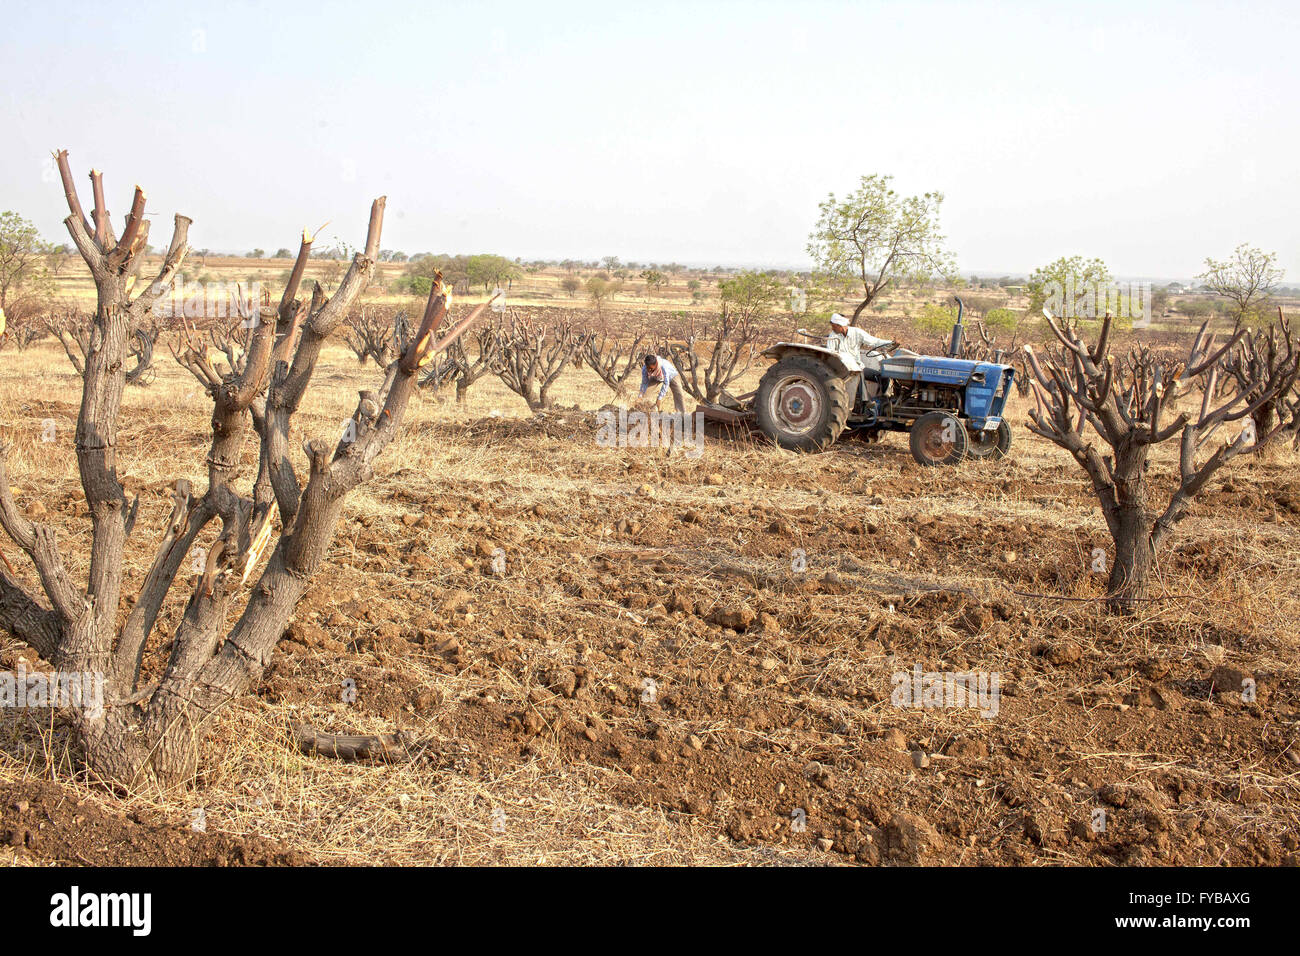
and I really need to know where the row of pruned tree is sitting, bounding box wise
[3,309,162,385]
[339,302,765,411]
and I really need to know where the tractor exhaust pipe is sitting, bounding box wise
[949,296,965,358]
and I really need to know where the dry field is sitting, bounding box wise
[2,313,1299,867]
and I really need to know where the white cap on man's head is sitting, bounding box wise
[830,312,849,327]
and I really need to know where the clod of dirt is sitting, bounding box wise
[1209,664,1254,695]
[882,728,908,750]
[668,591,696,615]
[1039,640,1083,665]
[1023,810,1062,846]
[1231,785,1266,805]
[711,603,756,632]
[704,473,725,486]
[1098,783,1129,807]
[945,738,988,761]
[880,812,942,864]
[1124,686,1183,711]
[546,667,579,698]
[426,635,462,662]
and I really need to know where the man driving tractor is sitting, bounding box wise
[825,312,893,372]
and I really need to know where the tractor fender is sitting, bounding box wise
[761,342,857,377]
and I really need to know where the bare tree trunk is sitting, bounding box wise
[850,297,872,326]
[1107,504,1152,613]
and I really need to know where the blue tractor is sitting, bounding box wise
[750,298,1016,465]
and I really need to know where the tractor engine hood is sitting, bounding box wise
[883,355,1009,386]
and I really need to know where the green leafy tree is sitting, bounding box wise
[984,307,1019,332]
[806,174,954,325]
[0,211,54,311]
[915,303,957,335]
[640,269,666,296]
[586,276,612,314]
[1199,244,1283,322]
[1026,256,1112,316]
[717,270,784,324]
[466,253,521,292]
[402,253,468,291]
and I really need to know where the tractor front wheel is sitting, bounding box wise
[909,411,969,466]
[966,420,1012,460]
[755,354,852,452]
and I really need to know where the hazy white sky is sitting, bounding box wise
[1,0,1296,279]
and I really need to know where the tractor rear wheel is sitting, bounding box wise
[755,354,852,452]
[909,411,969,466]
[966,420,1012,460]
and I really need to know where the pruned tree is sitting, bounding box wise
[434,321,500,403]
[169,297,264,383]
[665,308,762,406]
[1219,308,1298,443]
[582,328,646,397]
[45,309,92,374]
[0,302,48,351]
[1023,309,1299,613]
[209,314,253,375]
[169,294,263,386]
[492,312,584,411]
[0,150,491,786]
[344,307,406,367]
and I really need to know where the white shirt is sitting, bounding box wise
[826,325,891,371]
